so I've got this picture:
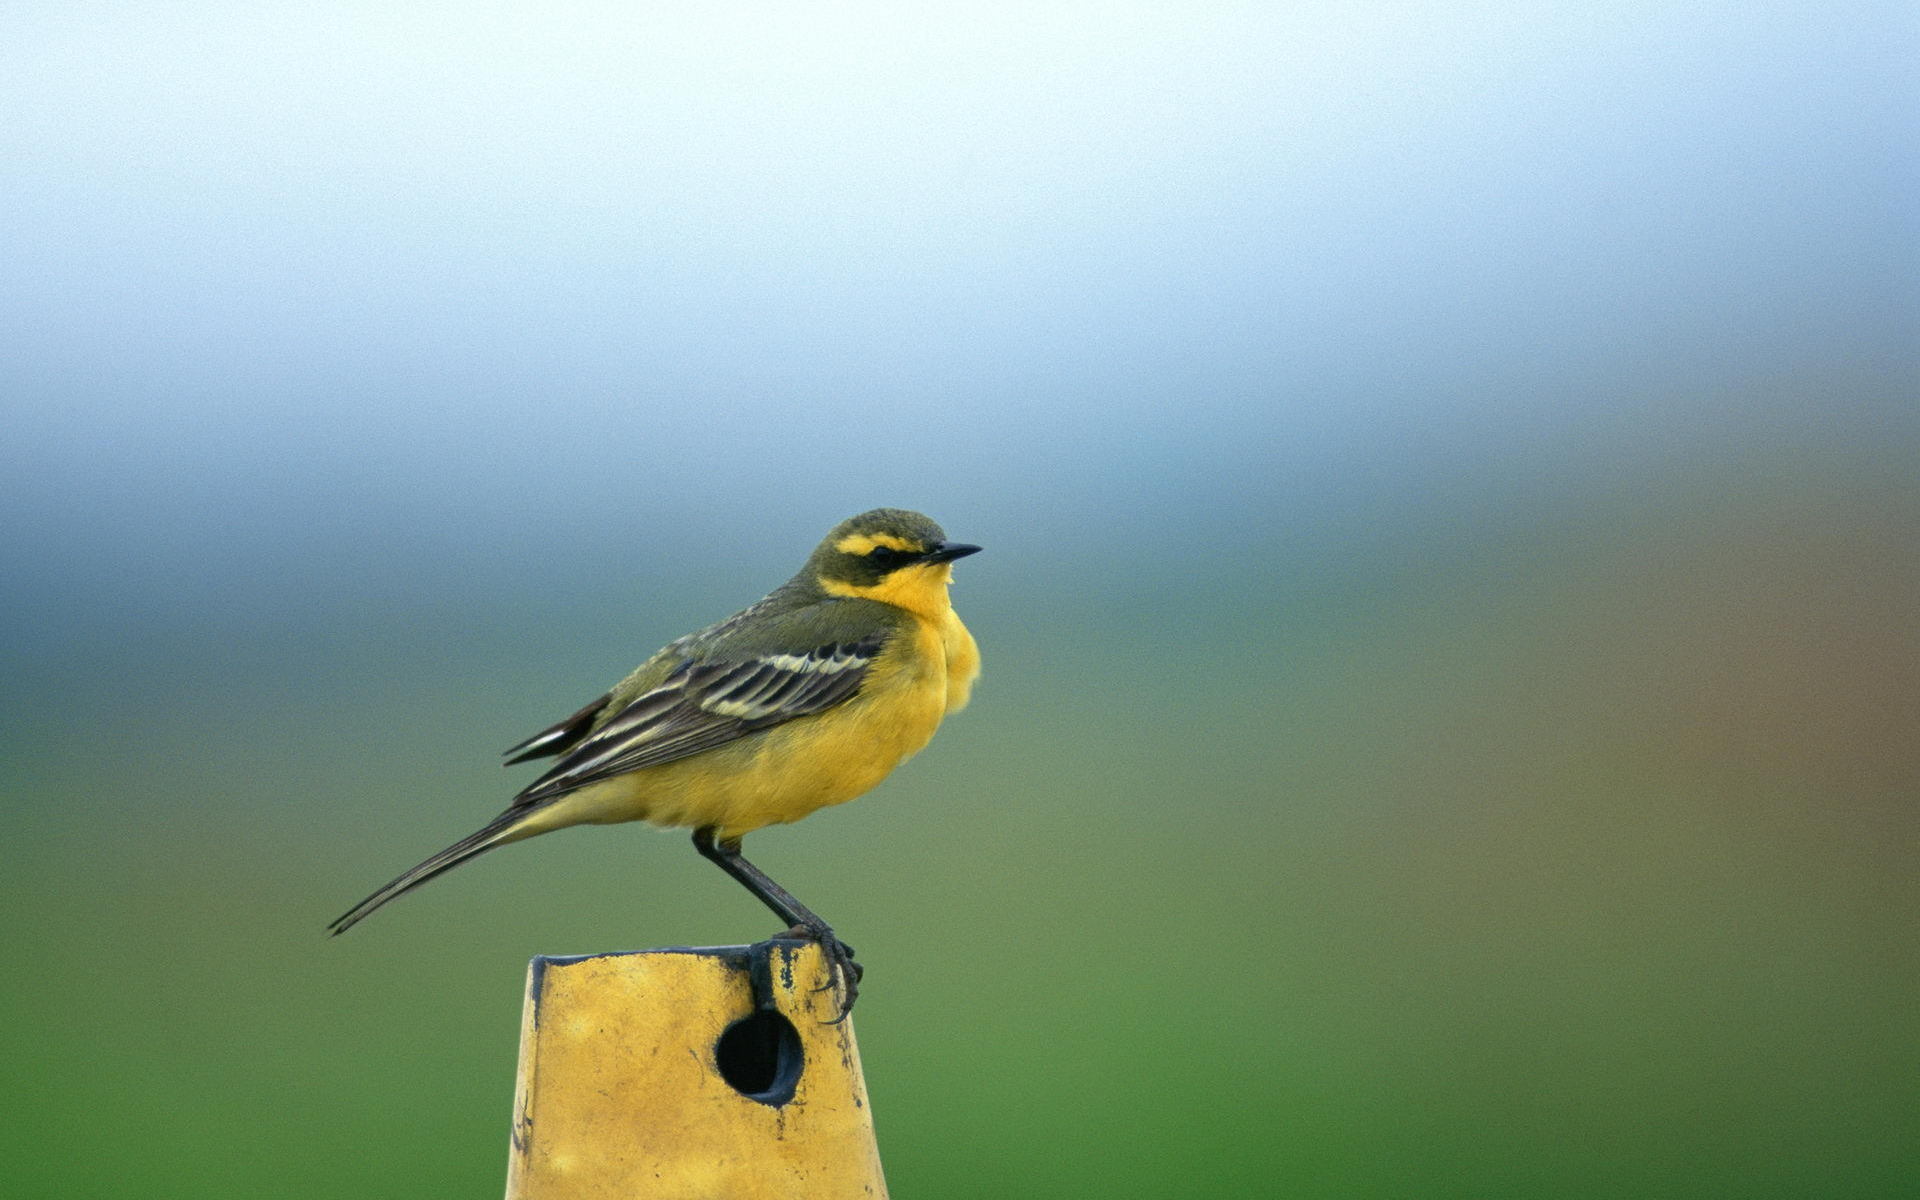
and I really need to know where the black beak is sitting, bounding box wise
[923,542,982,564]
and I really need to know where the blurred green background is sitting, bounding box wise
[3,4,1915,1197]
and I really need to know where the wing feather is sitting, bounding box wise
[510,636,885,807]
[500,692,613,764]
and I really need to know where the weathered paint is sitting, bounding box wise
[505,940,887,1198]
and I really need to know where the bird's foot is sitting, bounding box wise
[777,922,863,1021]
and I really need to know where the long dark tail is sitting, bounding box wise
[327,810,530,935]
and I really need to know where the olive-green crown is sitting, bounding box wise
[803,508,953,589]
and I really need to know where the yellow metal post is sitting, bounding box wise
[504,939,887,1199]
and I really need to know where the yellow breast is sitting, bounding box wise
[939,607,980,714]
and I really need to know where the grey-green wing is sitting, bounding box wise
[505,600,899,808]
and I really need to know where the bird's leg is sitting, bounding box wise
[692,827,862,1019]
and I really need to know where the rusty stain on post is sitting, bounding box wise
[504,939,887,1198]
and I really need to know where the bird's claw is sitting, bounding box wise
[778,923,862,1021]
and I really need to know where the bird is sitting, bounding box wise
[328,508,981,1015]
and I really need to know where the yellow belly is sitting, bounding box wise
[516,612,976,842]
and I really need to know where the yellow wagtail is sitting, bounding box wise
[329,508,981,1013]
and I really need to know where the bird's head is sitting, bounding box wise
[804,508,982,617]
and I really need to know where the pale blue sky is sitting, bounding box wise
[3,2,1913,640]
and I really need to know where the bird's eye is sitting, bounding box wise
[866,545,912,565]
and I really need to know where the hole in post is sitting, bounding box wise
[715,1009,804,1105]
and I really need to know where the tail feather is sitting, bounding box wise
[328,811,528,935]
